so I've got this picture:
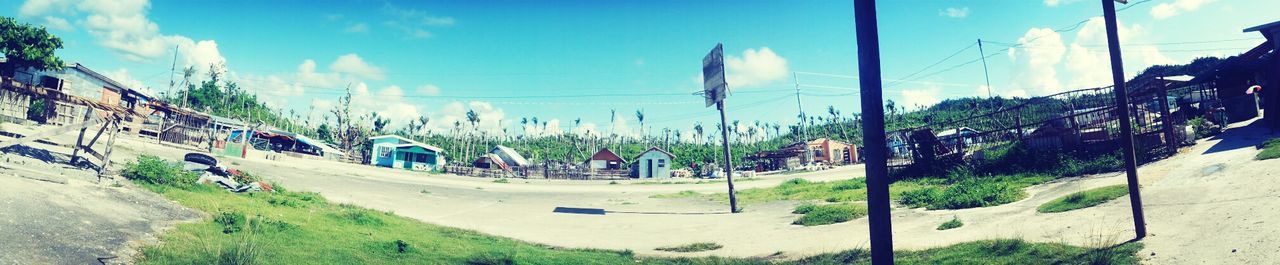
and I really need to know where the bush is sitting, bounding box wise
[122,155,198,189]
[937,216,963,230]
[1037,185,1130,213]
[214,211,247,234]
[792,203,868,226]
[831,179,865,191]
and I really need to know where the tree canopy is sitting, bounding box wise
[0,16,65,75]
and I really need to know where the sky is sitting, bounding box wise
[5,0,1278,141]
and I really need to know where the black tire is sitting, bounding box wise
[184,153,218,166]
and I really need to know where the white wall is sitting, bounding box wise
[635,151,672,179]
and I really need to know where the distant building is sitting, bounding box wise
[632,147,675,179]
[369,135,446,171]
[749,137,858,171]
[935,127,981,146]
[586,147,626,170]
[489,145,531,168]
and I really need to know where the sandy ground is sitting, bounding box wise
[0,124,202,265]
[5,117,1279,263]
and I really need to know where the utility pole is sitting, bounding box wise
[854,0,894,263]
[167,44,177,100]
[977,39,992,99]
[1101,0,1147,240]
[793,72,813,165]
[717,101,738,213]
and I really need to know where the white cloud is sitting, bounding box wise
[939,7,970,18]
[343,22,369,33]
[1064,17,1173,88]
[1007,27,1066,95]
[330,53,386,80]
[426,101,508,136]
[723,47,789,88]
[571,122,601,137]
[1044,0,1061,7]
[18,0,227,69]
[41,16,73,31]
[102,68,152,95]
[417,84,441,96]
[381,3,455,39]
[1151,0,1210,20]
[901,87,942,110]
[1007,18,1174,97]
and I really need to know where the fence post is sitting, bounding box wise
[70,108,93,164]
[1157,84,1178,154]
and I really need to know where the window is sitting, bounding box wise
[379,146,392,157]
[813,150,824,158]
[658,159,666,167]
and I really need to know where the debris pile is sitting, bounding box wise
[183,153,274,193]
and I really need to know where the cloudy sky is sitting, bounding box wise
[4,0,1276,139]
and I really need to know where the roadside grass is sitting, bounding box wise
[655,242,723,253]
[791,203,868,226]
[896,173,1054,210]
[125,155,1142,264]
[1037,185,1129,213]
[633,177,761,185]
[1257,138,1280,160]
[936,216,963,230]
[125,156,640,264]
[654,172,1052,211]
[493,178,510,183]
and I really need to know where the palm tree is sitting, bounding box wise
[466,109,480,162]
[634,109,645,143]
[693,123,704,145]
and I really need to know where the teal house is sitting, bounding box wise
[368,135,446,171]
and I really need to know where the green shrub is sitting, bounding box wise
[792,204,817,214]
[792,203,868,226]
[492,178,509,183]
[1038,185,1130,213]
[214,211,247,234]
[122,155,198,189]
[654,242,723,253]
[216,232,260,265]
[466,250,515,265]
[937,216,963,230]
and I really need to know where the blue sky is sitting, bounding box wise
[6,0,1277,140]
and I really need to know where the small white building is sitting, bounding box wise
[632,147,675,179]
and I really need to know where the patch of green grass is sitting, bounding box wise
[653,178,870,204]
[1037,185,1130,213]
[791,203,868,226]
[492,178,509,183]
[655,242,723,253]
[897,173,1052,210]
[1257,138,1280,160]
[128,156,1141,264]
[937,216,963,230]
[649,190,701,199]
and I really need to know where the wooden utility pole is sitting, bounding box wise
[854,0,894,263]
[1101,0,1148,240]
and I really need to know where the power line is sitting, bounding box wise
[884,42,978,88]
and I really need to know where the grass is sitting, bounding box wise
[492,178,510,183]
[791,203,868,226]
[654,242,723,253]
[1037,185,1130,213]
[897,173,1054,210]
[1257,138,1280,160]
[936,216,963,230]
[653,171,1053,211]
[125,155,1141,264]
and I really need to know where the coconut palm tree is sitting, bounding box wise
[634,109,645,143]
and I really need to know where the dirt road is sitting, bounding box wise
[50,118,1280,262]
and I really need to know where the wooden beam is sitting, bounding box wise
[0,116,105,150]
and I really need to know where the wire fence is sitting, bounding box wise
[885,82,1226,178]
